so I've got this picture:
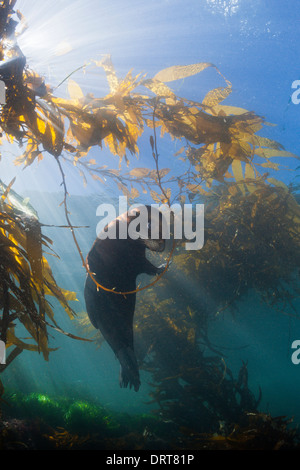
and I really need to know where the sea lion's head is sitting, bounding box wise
[127,205,166,252]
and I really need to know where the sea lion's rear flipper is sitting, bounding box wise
[117,347,141,392]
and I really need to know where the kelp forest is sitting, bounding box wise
[0,0,300,450]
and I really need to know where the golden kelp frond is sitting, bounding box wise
[180,113,299,195]
[46,427,90,450]
[95,55,119,94]
[153,63,216,83]
[23,68,50,96]
[51,74,144,163]
[0,181,77,367]
[41,258,77,321]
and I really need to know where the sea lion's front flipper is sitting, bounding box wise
[117,347,141,392]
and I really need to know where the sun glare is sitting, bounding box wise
[16,3,79,81]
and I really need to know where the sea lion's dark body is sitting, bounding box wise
[84,207,165,391]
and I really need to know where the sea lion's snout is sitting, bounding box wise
[144,238,165,252]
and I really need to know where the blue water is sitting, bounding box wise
[1,0,300,445]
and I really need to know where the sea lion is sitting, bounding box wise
[84,205,166,391]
